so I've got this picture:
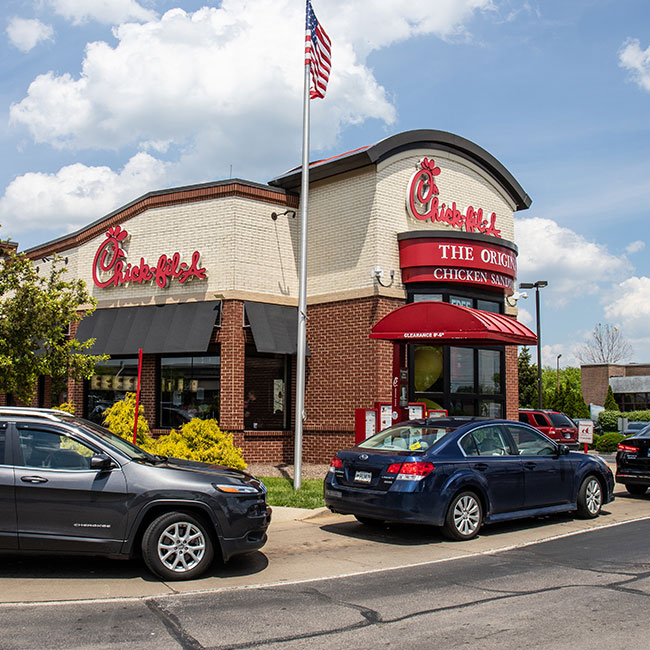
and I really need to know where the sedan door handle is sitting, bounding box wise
[523,462,536,470]
[20,475,48,484]
[473,463,489,472]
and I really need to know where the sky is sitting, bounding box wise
[1,0,649,369]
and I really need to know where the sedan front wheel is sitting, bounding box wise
[442,491,483,540]
[577,476,603,518]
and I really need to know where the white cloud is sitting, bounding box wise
[541,343,578,369]
[603,276,650,339]
[626,240,645,254]
[516,305,533,327]
[0,153,169,239]
[49,0,157,25]
[9,1,490,156]
[514,216,630,306]
[4,0,493,242]
[619,38,650,92]
[6,17,54,52]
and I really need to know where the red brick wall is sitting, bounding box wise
[216,299,246,432]
[581,364,626,406]
[2,296,528,464]
[303,296,402,431]
[505,346,518,421]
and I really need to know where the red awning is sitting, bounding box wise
[370,301,536,346]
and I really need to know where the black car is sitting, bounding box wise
[0,408,271,580]
[616,423,650,496]
[324,417,614,540]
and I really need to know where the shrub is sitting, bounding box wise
[153,418,247,470]
[598,409,623,433]
[598,409,650,434]
[623,410,650,423]
[594,432,625,453]
[588,433,601,451]
[102,393,155,451]
[53,402,75,414]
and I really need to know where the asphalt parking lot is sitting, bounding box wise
[2,480,649,606]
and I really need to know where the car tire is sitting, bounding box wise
[625,484,648,497]
[142,511,214,581]
[442,491,483,540]
[354,515,385,527]
[577,475,603,518]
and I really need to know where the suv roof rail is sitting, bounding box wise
[0,407,69,422]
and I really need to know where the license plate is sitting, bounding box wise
[354,470,372,484]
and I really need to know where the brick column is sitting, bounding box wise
[218,300,245,432]
[140,354,157,428]
[505,346,519,421]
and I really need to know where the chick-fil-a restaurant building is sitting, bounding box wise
[13,130,536,462]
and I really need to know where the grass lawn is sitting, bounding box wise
[261,476,325,509]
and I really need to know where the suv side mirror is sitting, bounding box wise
[90,454,114,470]
[557,444,570,456]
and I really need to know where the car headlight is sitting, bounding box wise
[213,483,260,494]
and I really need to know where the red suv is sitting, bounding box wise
[518,409,579,447]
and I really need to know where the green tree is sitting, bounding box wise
[0,249,107,403]
[604,385,618,410]
[518,346,537,408]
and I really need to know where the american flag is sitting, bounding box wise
[305,0,331,99]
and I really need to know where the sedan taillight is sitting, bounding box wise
[329,457,343,473]
[387,461,434,481]
[618,443,639,453]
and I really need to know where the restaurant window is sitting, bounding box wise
[408,287,503,314]
[478,349,501,393]
[450,347,474,393]
[87,357,139,424]
[160,355,220,428]
[244,345,290,430]
[411,345,505,417]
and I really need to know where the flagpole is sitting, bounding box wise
[293,43,311,491]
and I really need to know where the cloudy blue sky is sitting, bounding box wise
[1,0,649,368]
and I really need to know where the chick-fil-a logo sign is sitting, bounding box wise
[406,158,501,238]
[92,225,207,289]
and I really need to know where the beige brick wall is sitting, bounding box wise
[63,196,301,306]
[305,149,517,301]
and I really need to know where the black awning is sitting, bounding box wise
[76,301,221,355]
[244,302,308,355]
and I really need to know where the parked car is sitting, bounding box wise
[0,407,271,580]
[324,417,614,540]
[622,421,650,436]
[616,423,650,496]
[518,409,579,446]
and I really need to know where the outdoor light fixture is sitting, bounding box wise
[519,280,548,409]
[371,265,395,288]
[505,290,528,307]
[556,353,562,392]
[271,209,297,220]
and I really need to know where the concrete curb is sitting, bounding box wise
[270,505,331,522]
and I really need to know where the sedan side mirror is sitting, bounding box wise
[90,454,114,470]
[558,444,570,456]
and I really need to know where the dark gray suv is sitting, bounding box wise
[0,408,271,580]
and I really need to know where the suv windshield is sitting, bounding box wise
[548,413,574,427]
[55,413,151,460]
[359,424,454,452]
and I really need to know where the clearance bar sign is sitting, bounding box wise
[398,237,517,295]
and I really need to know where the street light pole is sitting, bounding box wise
[556,353,562,393]
[519,281,548,409]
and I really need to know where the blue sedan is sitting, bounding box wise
[324,417,614,540]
